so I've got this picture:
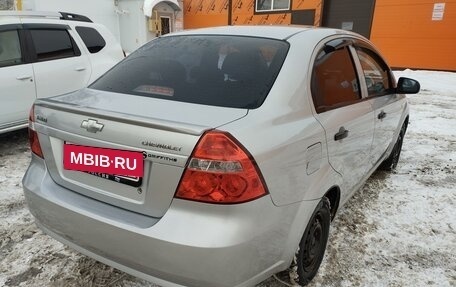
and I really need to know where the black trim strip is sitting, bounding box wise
[0,24,23,32]
[23,23,70,30]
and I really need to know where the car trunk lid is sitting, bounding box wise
[32,89,248,217]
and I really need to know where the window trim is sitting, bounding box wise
[352,43,395,99]
[23,23,70,31]
[0,24,23,32]
[255,0,291,13]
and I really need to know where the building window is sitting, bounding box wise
[256,0,290,12]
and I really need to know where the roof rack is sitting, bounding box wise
[59,12,92,23]
[0,11,92,23]
[0,11,61,18]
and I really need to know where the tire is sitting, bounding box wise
[293,197,331,286]
[379,121,407,171]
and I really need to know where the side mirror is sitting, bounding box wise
[396,77,420,94]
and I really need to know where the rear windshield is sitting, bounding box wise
[90,35,289,109]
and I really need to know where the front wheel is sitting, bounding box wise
[293,197,331,286]
[380,121,408,171]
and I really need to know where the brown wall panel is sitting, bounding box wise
[293,0,324,25]
[322,0,376,38]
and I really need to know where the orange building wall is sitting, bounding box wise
[184,0,229,28]
[184,0,324,28]
[231,0,291,25]
[184,1,455,71]
[370,0,456,71]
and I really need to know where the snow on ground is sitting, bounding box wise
[0,70,455,287]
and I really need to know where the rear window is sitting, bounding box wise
[76,26,106,53]
[90,35,289,109]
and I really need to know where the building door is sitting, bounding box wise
[160,17,171,35]
[322,0,376,38]
[291,9,316,25]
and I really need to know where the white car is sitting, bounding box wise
[0,11,124,134]
[24,26,420,286]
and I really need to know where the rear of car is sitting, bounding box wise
[23,29,323,287]
[22,26,417,286]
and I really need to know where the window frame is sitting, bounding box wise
[310,38,363,114]
[24,24,81,63]
[352,43,395,99]
[255,0,291,13]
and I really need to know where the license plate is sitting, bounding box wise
[63,143,144,179]
[84,172,142,187]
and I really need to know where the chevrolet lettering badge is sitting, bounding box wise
[81,119,104,133]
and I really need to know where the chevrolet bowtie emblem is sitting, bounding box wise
[81,119,104,133]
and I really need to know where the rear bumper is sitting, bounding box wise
[23,156,319,287]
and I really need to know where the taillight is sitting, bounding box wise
[175,131,268,204]
[28,105,43,158]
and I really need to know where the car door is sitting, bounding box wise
[310,38,375,199]
[352,44,405,167]
[0,25,36,130]
[25,24,91,99]
[74,25,119,83]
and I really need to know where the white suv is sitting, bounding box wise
[0,11,124,134]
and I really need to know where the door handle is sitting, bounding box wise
[16,75,32,80]
[75,67,86,71]
[378,111,387,119]
[334,127,349,141]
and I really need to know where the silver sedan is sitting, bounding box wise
[23,26,419,287]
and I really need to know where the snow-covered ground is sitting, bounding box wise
[0,70,455,287]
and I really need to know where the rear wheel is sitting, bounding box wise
[380,121,407,171]
[293,197,331,286]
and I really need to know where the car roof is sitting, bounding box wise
[166,25,365,43]
[168,25,316,40]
